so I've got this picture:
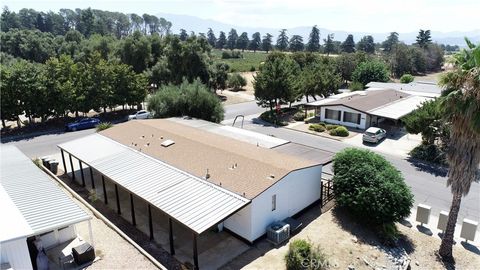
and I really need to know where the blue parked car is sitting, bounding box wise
[65,118,100,132]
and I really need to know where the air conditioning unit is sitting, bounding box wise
[266,221,290,245]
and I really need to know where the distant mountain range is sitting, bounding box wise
[158,12,480,46]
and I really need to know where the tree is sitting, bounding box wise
[335,52,370,83]
[117,31,151,73]
[333,148,413,225]
[276,29,289,51]
[248,32,261,52]
[341,34,355,53]
[228,73,247,91]
[209,62,229,91]
[254,53,300,111]
[323,34,335,55]
[289,35,304,52]
[382,32,399,53]
[236,32,249,52]
[352,60,389,86]
[179,29,188,41]
[1,7,21,32]
[147,79,224,123]
[297,56,341,102]
[306,25,320,52]
[226,28,238,50]
[207,28,216,47]
[416,29,432,49]
[438,39,480,260]
[0,63,23,127]
[357,35,375,54]
[216,31,226,49]
[261,33,273,53]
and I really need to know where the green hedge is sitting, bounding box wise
[329,126,349,137]
[309,123,326,132]
[325,124,339,130]
[285,239,329,270]
[400,74,414,84]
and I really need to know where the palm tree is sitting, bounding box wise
[438,38,480,260]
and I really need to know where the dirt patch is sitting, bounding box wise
[222,207,480,270]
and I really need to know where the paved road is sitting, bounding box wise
[4,103,479,224]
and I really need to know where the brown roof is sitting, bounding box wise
[100,119,320,199]
[322,89,411,112]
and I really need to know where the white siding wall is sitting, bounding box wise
[224,204,252,241]
[319,106,367,129]
[38,225,77,249]
[0,238,33,270]
[248,165,322,242]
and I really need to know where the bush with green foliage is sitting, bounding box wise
[285,239,329,270]
[309,124,326,132]
[352,60,390,86]
[400,74,414,83]
[329,126,349,137]
[349,81,364,91]
[227,73,247,91]
[249,66,256,72]
[147,79,224,123]
[293,111,306,121]
[221,50,242,59]
[96,122,113,131]
[325,124,339,130]
[259,110,288,126]
[333,148,414,225]
[409,143,447,165]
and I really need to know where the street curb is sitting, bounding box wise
[40,165,167,270]
[284,126,344,142]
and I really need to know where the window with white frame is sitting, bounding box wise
[343,111,361,124]
[325,108,341,121]
[272,194,276,211]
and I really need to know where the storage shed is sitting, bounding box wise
[0,145,90,270]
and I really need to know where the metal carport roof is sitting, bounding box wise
[1,145,90,236]
[58,134,250,234]
[368,95,433,120]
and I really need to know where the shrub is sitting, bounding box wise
[293,111,306,121]
[352,60,390,86]
[250,66,256,72]
[400,74,414,83]
[96,122,113,131]
[349,81,364,91]
[333,148,414,225]
[329,126,349,137]
[409,143,447,165]
[285,239,328,270]
[221,51,242,59]
[147,79,224,123]
[325,124,339,130]
[379,223,400,246]
[227,73,247,91]
[309,124,326,132]
[259,110,288,126]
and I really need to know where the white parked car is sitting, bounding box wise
[362,127,387,144]
[128,110,151,120]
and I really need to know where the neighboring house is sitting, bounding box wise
[0,146,91,270]
[306,89,434,130]
[366,81,442,98]
[58,119,332,268]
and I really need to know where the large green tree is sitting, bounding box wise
[276,29,289,51]
[207,28,216,47]
[438,39,480,260]
[382,32,399,53]
[216,31,226,49]
[261,33,273,53]
[352,60,390,86]
[306,25,320,52]
[357,35,375,54]
[416,29,432,49]
[226,28,238,50]
[323,34,335,55]
[289,35,304,52]
[236,32,249,52]
[297,56,341,102]
[249,32,261,52]
[341,34,355,53]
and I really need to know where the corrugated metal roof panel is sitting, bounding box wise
[368,95,433,120]
[0,146,90,236]
[58,134,250,234]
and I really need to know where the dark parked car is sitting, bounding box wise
[65,118,100,131]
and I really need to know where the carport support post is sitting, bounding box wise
[130,193,136,226]
[89,167,95,189]
[61,149,66,174]
[169,218,175,255]
[79,160,85,187]
[148,205,153,240]
[193,232,199,270]
[102,176,108,204]
[115,184,121,215]
[88,219,95,247]
[69,154,75,180]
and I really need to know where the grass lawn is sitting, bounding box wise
[211,49,268,72]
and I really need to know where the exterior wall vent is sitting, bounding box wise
[161,139,175,147]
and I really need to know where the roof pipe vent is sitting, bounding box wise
[205,169,210,180]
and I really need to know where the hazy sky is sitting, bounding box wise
[3,0,478,33]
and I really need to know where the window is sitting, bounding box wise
[272,194,276,211]
[343,111,361,124]
[325,109,341,121]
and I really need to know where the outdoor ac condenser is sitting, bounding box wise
[266,221,290,245]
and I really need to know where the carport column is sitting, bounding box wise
[148,205,154,240]
[88,219,95,248]
[115,184,121,215]
[102,175,108,204]
[169,218,175,255]
[89,167,95,189]
[69,153,75,180]
[130,193,136,226]
[193,232,199,270]
[79,160,85,187]
[61,149,66,174]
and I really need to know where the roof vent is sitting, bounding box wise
[205,169,210,179]
[268,174,275,180]
[161,139,175,147]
